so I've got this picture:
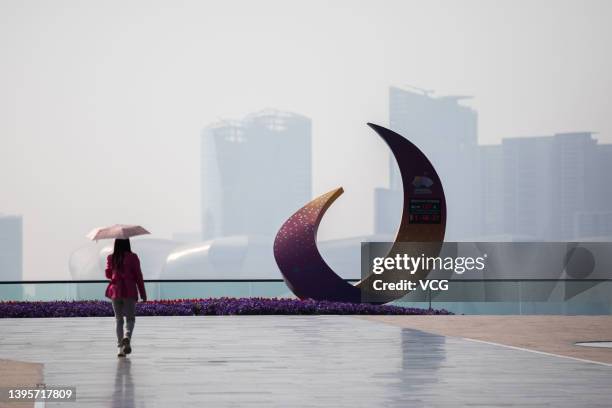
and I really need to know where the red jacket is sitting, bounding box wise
[105,252,147,300]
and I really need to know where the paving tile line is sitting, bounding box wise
[462,338,612,368]
[357,316,612,368]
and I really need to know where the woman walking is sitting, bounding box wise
[105,238,147,357]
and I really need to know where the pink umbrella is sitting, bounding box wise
[86,224,150,241]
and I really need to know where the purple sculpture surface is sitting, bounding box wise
[273,123,447,303]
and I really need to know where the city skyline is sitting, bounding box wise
[4,85,612,280]
[66,95,612,284]
[2,0,611,279]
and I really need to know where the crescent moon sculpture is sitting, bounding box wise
[273,123,447,304]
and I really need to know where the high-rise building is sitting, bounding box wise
[574,212,612,238]
[550,132,599,239]
[594,144,612,212]
[384,86,479,239]
[502,132,599,240]
[501,135,555,239]
[571,144,612,239]
[376,87,611,242]
[478,145,504,236]
[0,214,23,281]
[201,109,311,239]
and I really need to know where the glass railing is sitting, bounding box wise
[0,280,301,302]
[0,279,610,315]
[396,279,612,314]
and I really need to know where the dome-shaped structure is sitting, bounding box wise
[161,235,279,279]
[69,239,182,300]
[161,234,381,281]
[70,239,181,280]
[69,241,109,281]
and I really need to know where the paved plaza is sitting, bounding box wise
[0,316,611,407]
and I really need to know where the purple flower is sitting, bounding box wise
[0,298,452,318]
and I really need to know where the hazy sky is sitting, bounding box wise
[1,0,611,279]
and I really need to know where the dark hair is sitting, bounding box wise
[112,239,132,269]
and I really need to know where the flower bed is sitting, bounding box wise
[0,298,452,318]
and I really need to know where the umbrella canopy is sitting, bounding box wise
[87,224,150,241]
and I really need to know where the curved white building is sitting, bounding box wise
[162,235,279,279]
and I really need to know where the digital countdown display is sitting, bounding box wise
[408,199,442,224]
